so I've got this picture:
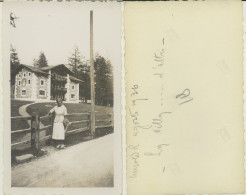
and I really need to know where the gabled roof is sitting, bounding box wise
[15,64,49,75]
[40,64,73,75]
[70,76,84,83]
[41,64,84,83]
[14,64,83,83]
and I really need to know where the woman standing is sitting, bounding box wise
[49,98,68,149]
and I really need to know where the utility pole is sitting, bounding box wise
[90,10,95,135]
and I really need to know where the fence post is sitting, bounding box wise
[31,112,40,156]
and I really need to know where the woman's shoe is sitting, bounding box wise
[60,144,66,149]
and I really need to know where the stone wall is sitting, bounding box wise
[69,81,79,101]
[15,68,33,99]
[14,68,79,102]
[36,74,49,99]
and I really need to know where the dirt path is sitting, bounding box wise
[11,134,114,187]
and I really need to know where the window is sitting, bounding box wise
[28,72,31,76]
[18,81,21,86]
[72,85,75,90]
[40,80,44,86]
[28,80,31,84]
[22,90,26,95]
[12,90,15,95]
[18,74,21,77]
[39,90,45,96]
[23,73,26,77]
[71,94,75,98]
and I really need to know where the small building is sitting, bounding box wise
[12,64,83,102]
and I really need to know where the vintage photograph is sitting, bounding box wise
[3,2,122,194]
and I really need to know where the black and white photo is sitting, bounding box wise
[3,2,122,194]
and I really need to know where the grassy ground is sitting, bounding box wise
[26,102,113,117]
[11,100,113,136]
[11,100,33,131]
[11,100,33,117]
[11,100,113,118]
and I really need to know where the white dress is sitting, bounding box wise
[49,105,68,140]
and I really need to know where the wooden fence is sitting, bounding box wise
[11,112,113,154]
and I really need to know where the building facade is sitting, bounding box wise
[12,64,83,102]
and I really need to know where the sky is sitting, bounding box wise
[5,2,122,68]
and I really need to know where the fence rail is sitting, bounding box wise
[11,112,113,153]
[11,116,32,120]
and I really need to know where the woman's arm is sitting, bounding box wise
[63,106,69,123]
[48,106,56,116]
[63,106,70,133]
[63,105,68,116]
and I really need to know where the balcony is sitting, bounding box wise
[54,86,67,93]
[51,74,67,83]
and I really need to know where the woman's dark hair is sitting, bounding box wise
[56,97,63,103]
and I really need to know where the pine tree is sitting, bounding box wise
[77,60,91,102]
[10,44,20,72]
[37,51,48,68]
[94,55,113,106]
[10,44,20,85]
[68,46,84,76]
[33,58,39,68]
[68,46,90,101]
